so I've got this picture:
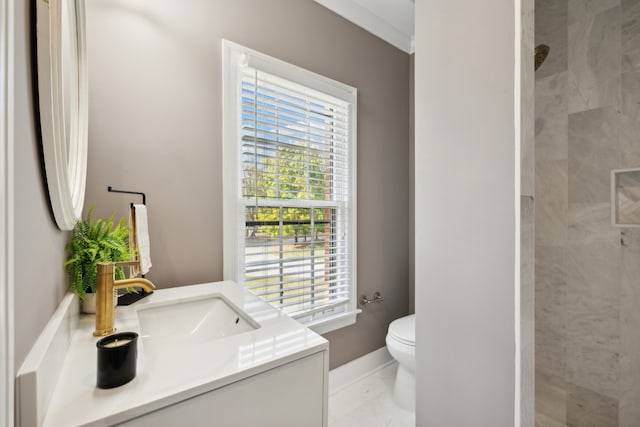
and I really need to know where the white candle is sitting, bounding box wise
[101,338,132,348]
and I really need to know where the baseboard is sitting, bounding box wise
[329,346,394,394]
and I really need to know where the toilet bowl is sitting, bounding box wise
[386,314,415,414]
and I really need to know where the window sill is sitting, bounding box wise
[306,309,362,335]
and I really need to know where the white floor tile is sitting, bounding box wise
[329,362,413,427]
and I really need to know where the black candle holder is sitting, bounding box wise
[96,332,138,389]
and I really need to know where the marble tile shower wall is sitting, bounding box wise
[535,0,640,426]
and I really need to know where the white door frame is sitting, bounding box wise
[1,0,15,425]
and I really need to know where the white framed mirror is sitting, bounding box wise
[36,0,88,230]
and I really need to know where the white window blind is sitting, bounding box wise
[223,41,357,332]
[241,68,352,318]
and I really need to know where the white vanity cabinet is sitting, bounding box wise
[18,283,330,427]
[117,351,328,427]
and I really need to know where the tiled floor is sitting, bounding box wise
[535,412,568,427]
[328,362,414,427]
[329,362,566,427]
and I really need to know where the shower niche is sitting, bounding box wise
[611,168,640,227]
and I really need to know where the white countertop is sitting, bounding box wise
[41,281,328,427]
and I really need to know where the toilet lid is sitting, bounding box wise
[388,314,415,346]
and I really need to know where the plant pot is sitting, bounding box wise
[82,292,97,314]
[81,290,117,314]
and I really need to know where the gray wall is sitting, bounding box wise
[84,0,410,369]
[13,0,70,371]
[535,1,640,426]
[415,0,518,425]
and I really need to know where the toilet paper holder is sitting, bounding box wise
[360,292,384,305]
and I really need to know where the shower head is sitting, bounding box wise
[534,44,550,71]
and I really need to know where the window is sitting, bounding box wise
[222,41,358,334]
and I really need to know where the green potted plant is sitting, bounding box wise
[65,208,132,313]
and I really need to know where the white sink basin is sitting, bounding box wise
[136,294,259,347]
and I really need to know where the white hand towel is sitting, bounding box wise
[128,206,140,278]
[132,204,152,275]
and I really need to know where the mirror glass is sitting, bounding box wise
[36,0,88,230]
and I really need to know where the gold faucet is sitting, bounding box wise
[94,261,155,336]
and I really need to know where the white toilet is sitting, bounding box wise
[386,314,416,415]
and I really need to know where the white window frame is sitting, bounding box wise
[222,40,358,334]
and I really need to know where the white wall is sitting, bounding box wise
[0,0,12,424]
[414,1,519,425]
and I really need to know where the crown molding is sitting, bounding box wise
[314,0,415,54]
